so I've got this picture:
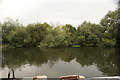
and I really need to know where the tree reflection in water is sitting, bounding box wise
[2,47,119,76]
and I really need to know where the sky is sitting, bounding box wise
[0,0,118,27]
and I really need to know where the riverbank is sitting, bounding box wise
[2,44,116,49]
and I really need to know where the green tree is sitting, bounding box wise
[76,21,100,46]
[73,35,86,46]
[100,9,120,47]
[2,18,20,44]
[1,9,119,48]
[26,22,51,47]
[40,26,65,47]
[8,27,30,47]
[86,33,99,46]
[62,24,76,46]
[101,38,116,47]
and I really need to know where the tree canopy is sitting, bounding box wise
[1,9,119,48]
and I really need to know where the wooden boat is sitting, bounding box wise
[85,76,120,80]
[60,75,120,80]
[23,76,47,80]
[60,75,85,80]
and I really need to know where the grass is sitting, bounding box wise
[71,45,81,48]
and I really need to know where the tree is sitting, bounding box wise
[76,21,100,46]
[101,38,116,47]
[100,9,120,47]
[26,22,52,47]
[8,27,30,47]
[40,26,65,47]
[62,24,76,46]
[1,9,119,48]
[73,35,86,46]
[86,34,99,46]
[2,18,21,44]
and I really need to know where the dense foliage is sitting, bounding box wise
[1,9,119,48]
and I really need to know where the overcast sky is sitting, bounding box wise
[0,0,118,27]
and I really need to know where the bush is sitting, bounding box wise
[101,38,116,47]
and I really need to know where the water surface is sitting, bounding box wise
[1,47,119,78]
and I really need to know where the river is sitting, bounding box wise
[0,47,119,78]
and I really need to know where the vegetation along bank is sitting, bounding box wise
[1,9,120,48]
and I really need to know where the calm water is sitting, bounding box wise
[0,47,119,78]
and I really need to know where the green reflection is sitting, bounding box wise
[2,47,119,76]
